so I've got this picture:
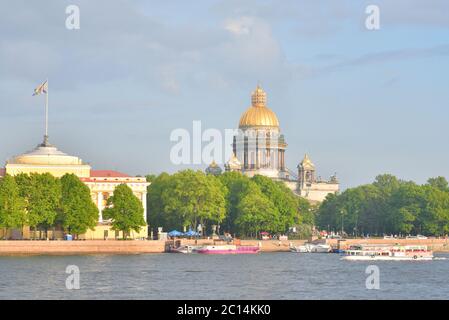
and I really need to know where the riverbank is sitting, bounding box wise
[0,238,448,255]
[0,240,167,255]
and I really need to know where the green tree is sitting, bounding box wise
[161,170,227,233]
[147,172,172,232]
[251,175,298,231]
[386,182,424,234]
[316,174,449,237]
[145,174,157,184]
[427,177,449,192]
[103,184,146,239]
[219,171,253,233]
[0,175,27,239]
[235,183,279,237]
[297,197,314,225]
[59,174,98,237]
[15,173,61,239]
[418,185,449,236]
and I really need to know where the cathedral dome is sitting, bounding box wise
[7,136,84,166]
[238,85,280,129]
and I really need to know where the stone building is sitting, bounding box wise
[223,85,339,202]
[0,135,149,239]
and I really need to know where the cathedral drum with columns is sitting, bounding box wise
[222,85,339,203]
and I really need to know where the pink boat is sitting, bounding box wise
[196,245,260,254]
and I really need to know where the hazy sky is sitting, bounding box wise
[1,0,448,189]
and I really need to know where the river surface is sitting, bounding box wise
[0,253,448,299]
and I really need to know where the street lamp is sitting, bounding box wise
[340,209,344,236]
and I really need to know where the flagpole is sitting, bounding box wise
[45,79,48,141]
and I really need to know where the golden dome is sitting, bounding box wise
[300,154,315,169]
[238,85,280,129]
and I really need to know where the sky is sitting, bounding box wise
[0,0,448,189]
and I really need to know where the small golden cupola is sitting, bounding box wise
[238,85,280,129]
[300,154,315,170]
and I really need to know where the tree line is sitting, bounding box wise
[146,170,313,238]
[0,173,145,239]
[316,174,449,237]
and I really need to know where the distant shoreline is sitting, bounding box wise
[0,238,448,256]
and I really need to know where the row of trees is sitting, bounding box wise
[0,173,145,239]
[147,170,312,237]
[4,169,447,240]
[316,174,449,236]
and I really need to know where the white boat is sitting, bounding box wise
[170,245,202,254]
[290,243,331,253]
[341,244,433,261]
[309,244,332,253]
[290,244,309,253]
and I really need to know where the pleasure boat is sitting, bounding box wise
[170,245,202,254]
[341,244,433,261]
[290,243,332,253]
[290,244,309,253]
[196,244,260,254]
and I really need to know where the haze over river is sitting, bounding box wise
[0,253,448,299]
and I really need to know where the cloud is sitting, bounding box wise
[225,16,253,35]
[327,44,449,69]
[377,0,449,28]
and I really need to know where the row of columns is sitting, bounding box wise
[243,148,285,170]
[95,191,147,223]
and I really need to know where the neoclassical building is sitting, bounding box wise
[222,85,339,202]
[0,135,149,239]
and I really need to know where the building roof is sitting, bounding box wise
[6,136,86,166]
[80,170,148,184]
[90,170,130,178]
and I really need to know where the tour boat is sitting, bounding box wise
[341,244,434,261]
[290,243,332,253]
[170,245,202,254]
[309,244,332,253]
[290,244,309,253]
[196,245,260,254]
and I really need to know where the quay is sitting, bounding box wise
[0,238,448,255]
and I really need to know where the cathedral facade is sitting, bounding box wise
[217,85,339,202]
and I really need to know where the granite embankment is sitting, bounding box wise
[0,238,448,255]
[0,240,167,255]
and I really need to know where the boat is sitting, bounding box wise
[170,245,202,254]
[309,243,332,253]
[341,244,434,261]
[290,243,332,253]
[290,244,309,253]
[196,245,260,254]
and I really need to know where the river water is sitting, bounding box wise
[0,253,448,299]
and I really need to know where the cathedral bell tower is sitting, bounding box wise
[298,154,316,189]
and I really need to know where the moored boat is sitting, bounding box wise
[196,245,260,254]
[170,245,202,254]
[290,244,309,253]
[341,244,434,261]
[289,243,332,253]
